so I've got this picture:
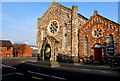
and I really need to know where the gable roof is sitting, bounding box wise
[78,13,88,20]
[97,14,119,25]
[46,35,59,43]
[82,10,120,28]
[53,1,72,11]
[39,2,88,22]
[0,40,13,47]
[39,2,71,22]
[13,44,27,49]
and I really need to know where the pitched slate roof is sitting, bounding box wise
[78,13,88,20]
[13,44,26,49]
[0,40,13,47]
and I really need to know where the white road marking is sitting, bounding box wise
[2,64,16,69]
[100,71,110,73]
[27,71,67,80]
[93,70,101,72]
[96,66,109,68]
[81,69,91,71]
[81,68,111,74]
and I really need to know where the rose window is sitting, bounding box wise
[48,20,59,34]
[92,28,103,38]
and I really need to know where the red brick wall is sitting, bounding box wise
[0,47,13,58]
[14,44,32,57]
[22,45,32,57]
[79,15,120,58]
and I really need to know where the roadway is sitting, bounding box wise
[2,58,120,81]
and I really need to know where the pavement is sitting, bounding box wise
[26,60,120,73]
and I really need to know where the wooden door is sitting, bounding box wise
[94,48,102,62]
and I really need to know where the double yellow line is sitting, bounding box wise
[2,72,24,76]
[32,76,43,80]
[3,72,43,80]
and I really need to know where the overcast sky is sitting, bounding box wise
[2,2,119,45]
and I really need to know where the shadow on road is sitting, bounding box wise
[2,57,120,81]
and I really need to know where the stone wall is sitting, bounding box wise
[37,2,120,62]
[37,2,72,60]
[37,2,87,61]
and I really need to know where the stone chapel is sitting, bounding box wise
[36,2,120,63]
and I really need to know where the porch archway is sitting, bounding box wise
[44,43,51,60]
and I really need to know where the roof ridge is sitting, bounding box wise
[53,2,72,11]
[81,13,120,29]
[39,2,72,23]
[97,14,120,25]
[0,40,13,47]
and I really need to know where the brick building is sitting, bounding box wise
[36,2,120,63]
[0,40,13,58]
[13,44,32,57]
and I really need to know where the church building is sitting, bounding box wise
[36,2,120,63]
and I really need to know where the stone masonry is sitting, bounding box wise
[37,2,120,62]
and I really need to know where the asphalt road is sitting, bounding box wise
[2,58,120,81]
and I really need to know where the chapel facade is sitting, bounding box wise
[36,2,120,63]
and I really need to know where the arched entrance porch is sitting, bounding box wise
[40,41,52,61]
[44,44,51,60]
[39,36,59,61]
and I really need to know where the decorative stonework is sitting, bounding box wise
[92,28,103,38]
[79,12,120,59]
[48,20,59,35]
[37,2,120,62]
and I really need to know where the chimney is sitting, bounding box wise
[94,10,98,15]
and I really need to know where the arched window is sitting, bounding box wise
[84,37,88,56]
[107,34,115,55]
[108,34,114,46]
[64,23,67,49]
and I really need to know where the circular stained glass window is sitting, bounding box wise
[48,20,59,34]
[92,28,103,38]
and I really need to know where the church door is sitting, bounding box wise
[93,43,102,63]
[94,48,102,62]
[44,44,51,60]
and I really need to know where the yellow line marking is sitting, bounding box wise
[21,61,25,63]
[28,71,66,80]
[21,60,37,63]
[32,76,43,80]
[16,72,24,75]
[2,72,24,76]
[2,72,16,76]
